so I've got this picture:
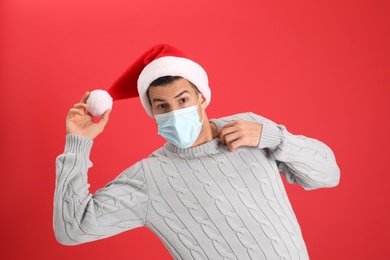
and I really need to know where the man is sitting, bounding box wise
[54,44,340,259]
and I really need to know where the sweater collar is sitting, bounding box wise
[164,138,221,155]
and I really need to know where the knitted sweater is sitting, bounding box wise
[54,112,340,260]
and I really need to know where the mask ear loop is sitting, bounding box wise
[197,94,205,124]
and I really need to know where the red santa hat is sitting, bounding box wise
[105,43,210,117]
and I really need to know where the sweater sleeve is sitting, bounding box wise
[53,134,148,245]
[211,112,340,190]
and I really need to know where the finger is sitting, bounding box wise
[219,129,233,145]
[97,109,111,129]
[229,141,236,152]
[226,120,248,130]
[219,130,225,144]
[223,132,239,146]
[219,125,237,144]
[229,139,242,152]
[220,121,241,134]
[101,109,111,121]
[223,128,247,151]
[73,103,89,110]
[80,92,90,104]
[72,103,89,116]
[67,108,85,117]
[221,126,242,145]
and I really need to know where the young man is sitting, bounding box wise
[54,44,340,260]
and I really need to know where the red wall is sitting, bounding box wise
[1,0,389,259]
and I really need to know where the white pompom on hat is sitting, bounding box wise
[86,89,113,116]
[87,44,211,117]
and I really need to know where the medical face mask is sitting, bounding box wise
[154,99,204,148]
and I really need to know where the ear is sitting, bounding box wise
[199,93,207,109]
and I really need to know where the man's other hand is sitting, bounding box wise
[218,120,263,152]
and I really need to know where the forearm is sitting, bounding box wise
[267,125,340,190]
[54,135,148,245]
[54,135,123,245]
[211,112,340,190]
[237,112,339,190]
[54,134,98,245]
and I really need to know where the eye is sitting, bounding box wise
[179,98,188,104]
[157,103,168,110]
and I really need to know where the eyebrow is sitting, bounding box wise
[174,90,190,99]
[152,90,190,103]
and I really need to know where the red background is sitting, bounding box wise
[1,0,389,259]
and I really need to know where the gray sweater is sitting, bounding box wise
[54,112,340,260]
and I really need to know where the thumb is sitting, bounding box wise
[97,109,111,129]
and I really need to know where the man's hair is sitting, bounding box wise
[147,76,200,104]
[150,76,183,87]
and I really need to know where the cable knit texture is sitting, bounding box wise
[54,112,340,260]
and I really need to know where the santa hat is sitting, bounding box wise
[95,44,210,117]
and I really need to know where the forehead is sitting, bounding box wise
[148,78,196,99]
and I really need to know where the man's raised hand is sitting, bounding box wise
[66,92,110,140]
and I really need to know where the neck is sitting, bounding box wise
[190,112,218,148]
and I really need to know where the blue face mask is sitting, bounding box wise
[155,101,203,148]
